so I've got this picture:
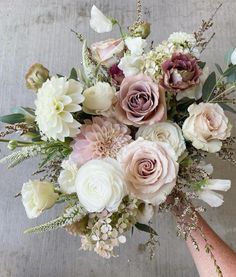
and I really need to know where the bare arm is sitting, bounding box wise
[186,213,236,277]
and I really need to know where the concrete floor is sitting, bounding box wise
[0,0,235,276]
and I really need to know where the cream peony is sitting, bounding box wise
[90,5,113,33]
[82,82,115,115]
[58,159,78,194]
[118,55,144,77]
[182,103,231,153]
[125,37,147,56]
[118,138,179,205]
[75,158,126,212]
[197,179,231,207]
[35,77,84,141]
[21,180,58,219]
[136,122,186,158]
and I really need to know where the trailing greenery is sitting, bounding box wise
[24,203,87,234]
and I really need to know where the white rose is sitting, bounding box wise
[58,160,78,194]
[176,66,209,101]
[197,179,231,207]
[182,103,231,153]
[21,180,58,219]
[118,55,144,77]
[90,5,113,33]
[75,158,126,212]
[136,122,186,158]
[82,82,115,114]
[231,48,236,65]
[125,37,147,56]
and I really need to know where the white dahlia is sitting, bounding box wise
[35,77,84,141]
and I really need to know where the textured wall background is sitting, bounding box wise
[0,0,235,276]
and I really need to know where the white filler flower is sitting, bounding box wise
[197,179,231,207]
[58,159,78,194]
[136,122,186,158]
[75,158,126,213]
[35,77,84,141]
[90,5,113,33]
[21,180,58,219]
[125,37,147,56]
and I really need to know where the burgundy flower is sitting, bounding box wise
[161,53,202,93]
[115,74,166,126]
[108,64,125,86]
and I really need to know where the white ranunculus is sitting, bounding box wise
[176,66,209,101]
[125,37,147,56]
[82,82,115,115]
[137,203,155,224]
[58,159,78,194]
[136,122,186,158]
[75,158,126,212]
[231,48,236,65]
[197,179,231,207]
[182,103,231,153]
[21,180,58,219]
[90,5,113,33]
[118,55,144,77]
[35,77,84,142]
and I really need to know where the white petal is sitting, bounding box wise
[90,5,113,33]
[205,179,231,191]
[198,190,224,207]
[231,48,236,65]
[125,37,147,56]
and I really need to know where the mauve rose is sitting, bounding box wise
[117,138,179,205]
[109,64,125,86]
[91,38,125,67]
[161,53,202,93]
[115,74,166,126]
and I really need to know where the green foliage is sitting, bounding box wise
[24,203,87,234]
[198,61,206,69]
[68,68,78,81]
[219,103,236,114]
[0,113,25,124]
[215,63,223,75]
[135,223,158,236]
[202,72,216,101]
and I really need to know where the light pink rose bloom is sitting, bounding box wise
[182,103,232,153]
[91,38,125,67]
[115,74,166,126]
[117,138,179,205]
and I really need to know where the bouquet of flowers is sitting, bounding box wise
[0,1,235,271]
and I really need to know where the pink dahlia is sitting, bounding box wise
[71,117,132,165]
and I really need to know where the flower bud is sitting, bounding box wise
[8,140,18,150]
[25,63,49,91]
[130,22,151,39]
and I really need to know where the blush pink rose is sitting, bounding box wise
[91,38,125,67]
[115,74,166,126]
[117,138,179,205]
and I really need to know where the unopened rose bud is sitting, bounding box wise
[25,63,49,91]
[130,21,151,39]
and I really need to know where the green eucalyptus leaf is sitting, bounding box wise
[135,223,158,236]
[0,113,25,124]
[202,72,216,101]
[223,64,236,77]
[198,61,206,69]
[219,103,236,114]
[215,63,223,75]
[69,68,78,81]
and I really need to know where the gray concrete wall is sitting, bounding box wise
[0,1,235,276]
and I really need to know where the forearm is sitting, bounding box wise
[186,214,236,277]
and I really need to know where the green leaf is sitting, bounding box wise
[223,64,236,77]
[215,63,223,75]
[57,74,64,78]
[202,72,216,101]
[198,61,206,69]
[219,103,236,114]
[69,68,78,81]
[0,113,25,124]
[135,223,158,236]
